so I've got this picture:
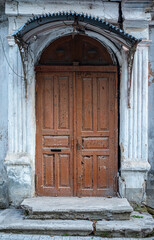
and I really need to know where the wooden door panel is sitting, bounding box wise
[43,77,54,129]
[76,72,117,196]
[97,155,108,189]
[83,137,109,149]
[82,155,93,189]
[59,76,69,129]
[82,78,93,130]
[43,136,69,147]
[36,72,73,196]
[59,154,70,187]
[43,154,55,187]
[98,78,109,130]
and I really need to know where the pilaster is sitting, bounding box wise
[119,41,150,202]
[5,36,32,206]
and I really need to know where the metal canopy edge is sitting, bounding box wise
[12,11,141,47]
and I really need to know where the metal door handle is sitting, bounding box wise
[77,140,80,150]
[77,140,83,150]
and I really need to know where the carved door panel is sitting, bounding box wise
[76,72,117,196]
[36,72,74,196]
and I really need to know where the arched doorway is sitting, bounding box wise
[35,34,118,197]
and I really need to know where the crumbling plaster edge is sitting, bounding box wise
[121,161,151,172]
[4,153,32,166]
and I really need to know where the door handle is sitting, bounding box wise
[77,140,80,150]
[77,140,83,150]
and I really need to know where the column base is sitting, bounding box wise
[119,161,151,203]
[5,153,33,206]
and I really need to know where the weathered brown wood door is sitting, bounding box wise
[36,71,74,196]
[76,71,117,196]
[35,66,117,196]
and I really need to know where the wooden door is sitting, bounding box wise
[35,67,117,196]
[76,71,117,196]
[36,71,74,196]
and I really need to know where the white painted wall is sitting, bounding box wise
[0,0,152,206]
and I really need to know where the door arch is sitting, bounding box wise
[35,35,118,196]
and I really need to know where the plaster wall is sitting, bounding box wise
[147,25,154,208]
[5,1,119,24]
[0,4,9,208]
[0,0,152,207]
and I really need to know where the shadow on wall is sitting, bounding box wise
[147,25,154,209]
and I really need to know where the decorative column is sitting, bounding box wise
[4,36,32,206]
[119,41,150,202]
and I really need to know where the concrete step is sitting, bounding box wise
[0,209,153,237]
[21,197,133,220]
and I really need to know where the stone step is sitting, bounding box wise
[0,209,153,237]
[21,197,133,220]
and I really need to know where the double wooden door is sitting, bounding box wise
[35,66,117,197]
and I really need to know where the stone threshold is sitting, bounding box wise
[21,197,133,220]
[0,209,153,238]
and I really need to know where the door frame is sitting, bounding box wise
[35,66,117,73]
[35,65,118,196]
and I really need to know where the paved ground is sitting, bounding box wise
[0,208,153,237]
[0,235,153,240]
